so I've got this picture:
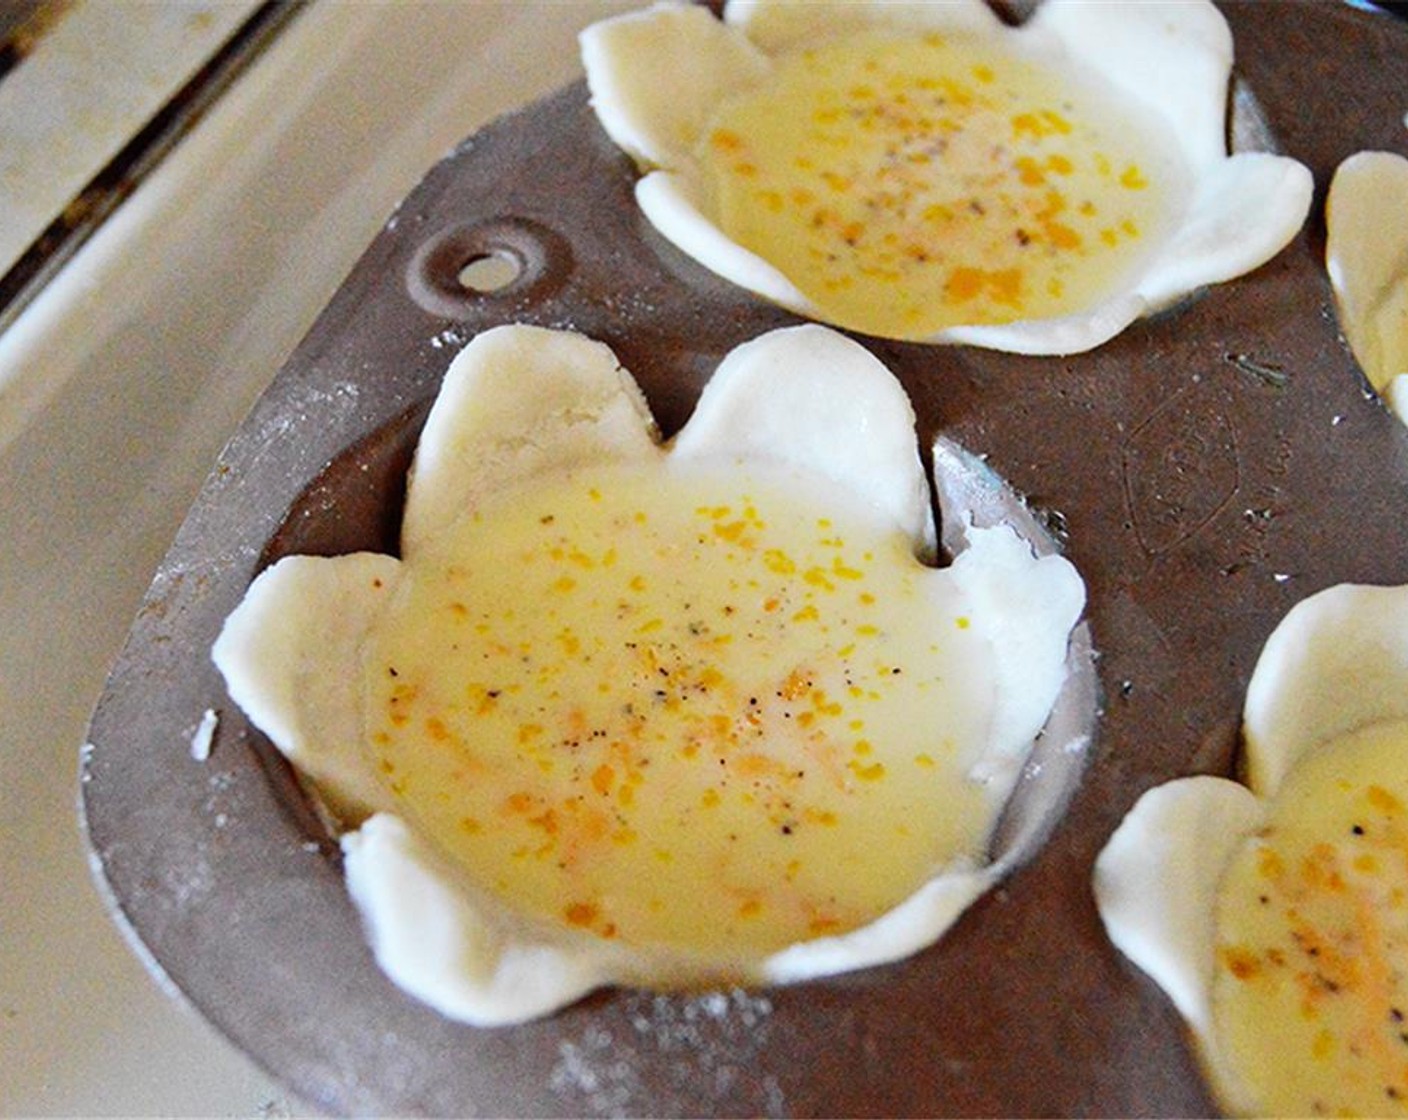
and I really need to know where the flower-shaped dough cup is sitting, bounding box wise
[1327,151,1408,427]
[581,0,1313,354]
[1095,582,1408,1116]
[213,323,1086,1025]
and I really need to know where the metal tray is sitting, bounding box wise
[81,3,1408,1114]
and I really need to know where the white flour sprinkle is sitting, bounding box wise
[550,988,783,1115]
[189,708,218,761]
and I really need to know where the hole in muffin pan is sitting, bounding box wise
[457,250,521,293]
[406,217,572,318]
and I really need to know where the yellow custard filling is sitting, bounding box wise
[364,460,992,959]
[699,31,1184,338]
[1211,719,1408,1116]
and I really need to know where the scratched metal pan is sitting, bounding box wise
[80,2,1408,1115]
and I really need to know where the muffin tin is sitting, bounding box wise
[82,2,1408,1114]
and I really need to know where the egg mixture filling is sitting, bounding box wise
[699,31,1183,339]
[365,460,992,958]
[1210,719,1408,1116]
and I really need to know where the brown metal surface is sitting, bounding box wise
[80,2,1408,1115]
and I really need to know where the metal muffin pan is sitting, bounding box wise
[81,3,1408,1114]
